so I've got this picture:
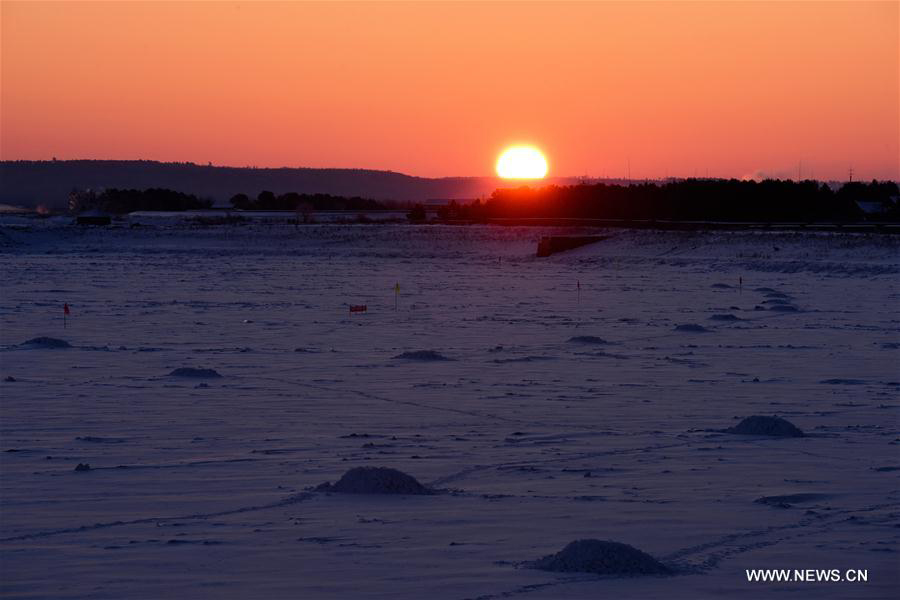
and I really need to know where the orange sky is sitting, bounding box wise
[1,1,897,180]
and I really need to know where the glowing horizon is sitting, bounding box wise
[1,1,897,181]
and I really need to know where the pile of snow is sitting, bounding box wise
[820,378,865,385]
[567,336,609,344]
[530,539,671,576]
[316,467,433,495]
[768,304,799,312]
[725,416,804,437]
[76,436,125,444]
[392,350,452,361]
[20,337,71,349]
[754,493,830,508]
[167,367,222,378]
[674,324,709,333]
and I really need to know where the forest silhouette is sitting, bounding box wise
[229,191,382,212]
[63,179,899,223]
[438,179,898,222]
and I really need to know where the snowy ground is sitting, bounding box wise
[1,220,898,599]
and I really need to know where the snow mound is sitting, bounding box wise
[725,416,804,437]
[491,355,555,364]
[316,466,433,495]
[820,378,865,385]
[530,539,671,576]
[393,350,452,361]
[76,436,125,444]
[710,283,732,289]
[768,304,799,312]
[167,367,222,378]
[708,314,741,321]
[755,493,830,508]
[674,324,709,333]
[20,337,71,349]
[568,336,609,345]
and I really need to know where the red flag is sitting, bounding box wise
[63,303,70,316]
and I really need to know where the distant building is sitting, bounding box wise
[855,196,897,218]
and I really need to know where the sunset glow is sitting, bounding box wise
[496,146,548,179]
[0,1,897,180]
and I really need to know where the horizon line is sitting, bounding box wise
[0,157,886,184]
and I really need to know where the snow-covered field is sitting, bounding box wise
[1,220,898,599]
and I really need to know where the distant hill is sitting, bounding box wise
[0,160,586,209]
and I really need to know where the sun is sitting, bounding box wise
[496,145,548,179]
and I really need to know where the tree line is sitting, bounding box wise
[69,188,213,214]
[66,179,898,222]
[437,179,899,222]
[228,191,384,211]
[67,188,387,214]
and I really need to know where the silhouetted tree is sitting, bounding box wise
[436,199,462,220]
[407,204,427,222]
[69,188,98,213]
[256,190,277,209]
[229,193,251,209]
